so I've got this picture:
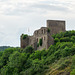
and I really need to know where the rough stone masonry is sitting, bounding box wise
[20,20,66,50]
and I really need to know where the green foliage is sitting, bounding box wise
[52,30,75,40]
[37,43,39,47]
[70,69,75,75]
[0,30,75,75]
[47,28,50,33]
[54,38,60,44]
[0,48,15,68]
[71,55,75,69]
[60,37,71,42]
[23,46,34,53]
[29,50,41,60]
[22,34,28,39]
[58,60,71,70]
[21,59,48,75]
[39,38,42,46]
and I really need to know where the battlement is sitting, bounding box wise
[20,20,66,50]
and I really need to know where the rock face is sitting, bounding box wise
[20,20,66,50]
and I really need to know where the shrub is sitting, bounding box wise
[70,69,75,75]
[62,46,71,57]
[60,37,71,42]
[54,50,61,59]
[22,34,28,39]
[29,50,41,60]
[47,28,50,33]
[58,60,71,70]
[58,63,67,70]
[39,38,43,46]
[71,55,75,69]
[54,38,60,44]
[24,46,34,53]
[37,43,39,47]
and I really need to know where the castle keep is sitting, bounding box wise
[20,20,66,50]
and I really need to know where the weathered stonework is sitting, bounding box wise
[20,20,66,50]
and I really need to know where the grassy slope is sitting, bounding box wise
[44,30,75,75]
[45,56,72,75]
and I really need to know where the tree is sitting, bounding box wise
[24,46,34,53]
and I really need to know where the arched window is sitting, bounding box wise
[42,30,43,34]
[37,31,38,34]
[37,38,38,42]
[44,29,45,34]
[44,37,45,40]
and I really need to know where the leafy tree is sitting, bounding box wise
[54,38,60,44]
[23,46,34,53]
[70,69,75,75]
[0,48,15,68]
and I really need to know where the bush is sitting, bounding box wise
[54,38,60,44]
[62,46,71,57]
[24,46,34,53]
[58,60,71,70]
[60,37,71,42]
[22,34,28,39]
[39,38,42,46]
[58,63,67,70]
[70,69,75,75]
[37,43,39,47]
[47,28,50,33]
[29,50,41,60]
[71,55,75,69]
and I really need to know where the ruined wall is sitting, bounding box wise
[47,20,65,35]
[33,27,48,50]
[20,20,66,50]
[20,35,29,48]
[47,34,54,49]
[28,36,37,50]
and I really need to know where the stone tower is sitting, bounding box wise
[20,20,66,50]
[47,20,65,35]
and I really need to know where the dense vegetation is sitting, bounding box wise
[0,30,75,75]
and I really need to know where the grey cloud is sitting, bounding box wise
[30,3,70,12]
[4,4,68,16]
[0,0,70,15]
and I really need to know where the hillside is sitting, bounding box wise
[0,46,11,51]
[0,30,75,75]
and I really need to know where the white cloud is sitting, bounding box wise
[0,0,75,47]
[0,0,74,15]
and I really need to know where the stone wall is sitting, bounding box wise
[20,35,29,48]
[47,20,65,35]
[20,20,66,50]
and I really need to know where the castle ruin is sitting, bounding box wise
[20,20,66,50]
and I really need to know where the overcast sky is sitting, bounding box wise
[0,0,75,47]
